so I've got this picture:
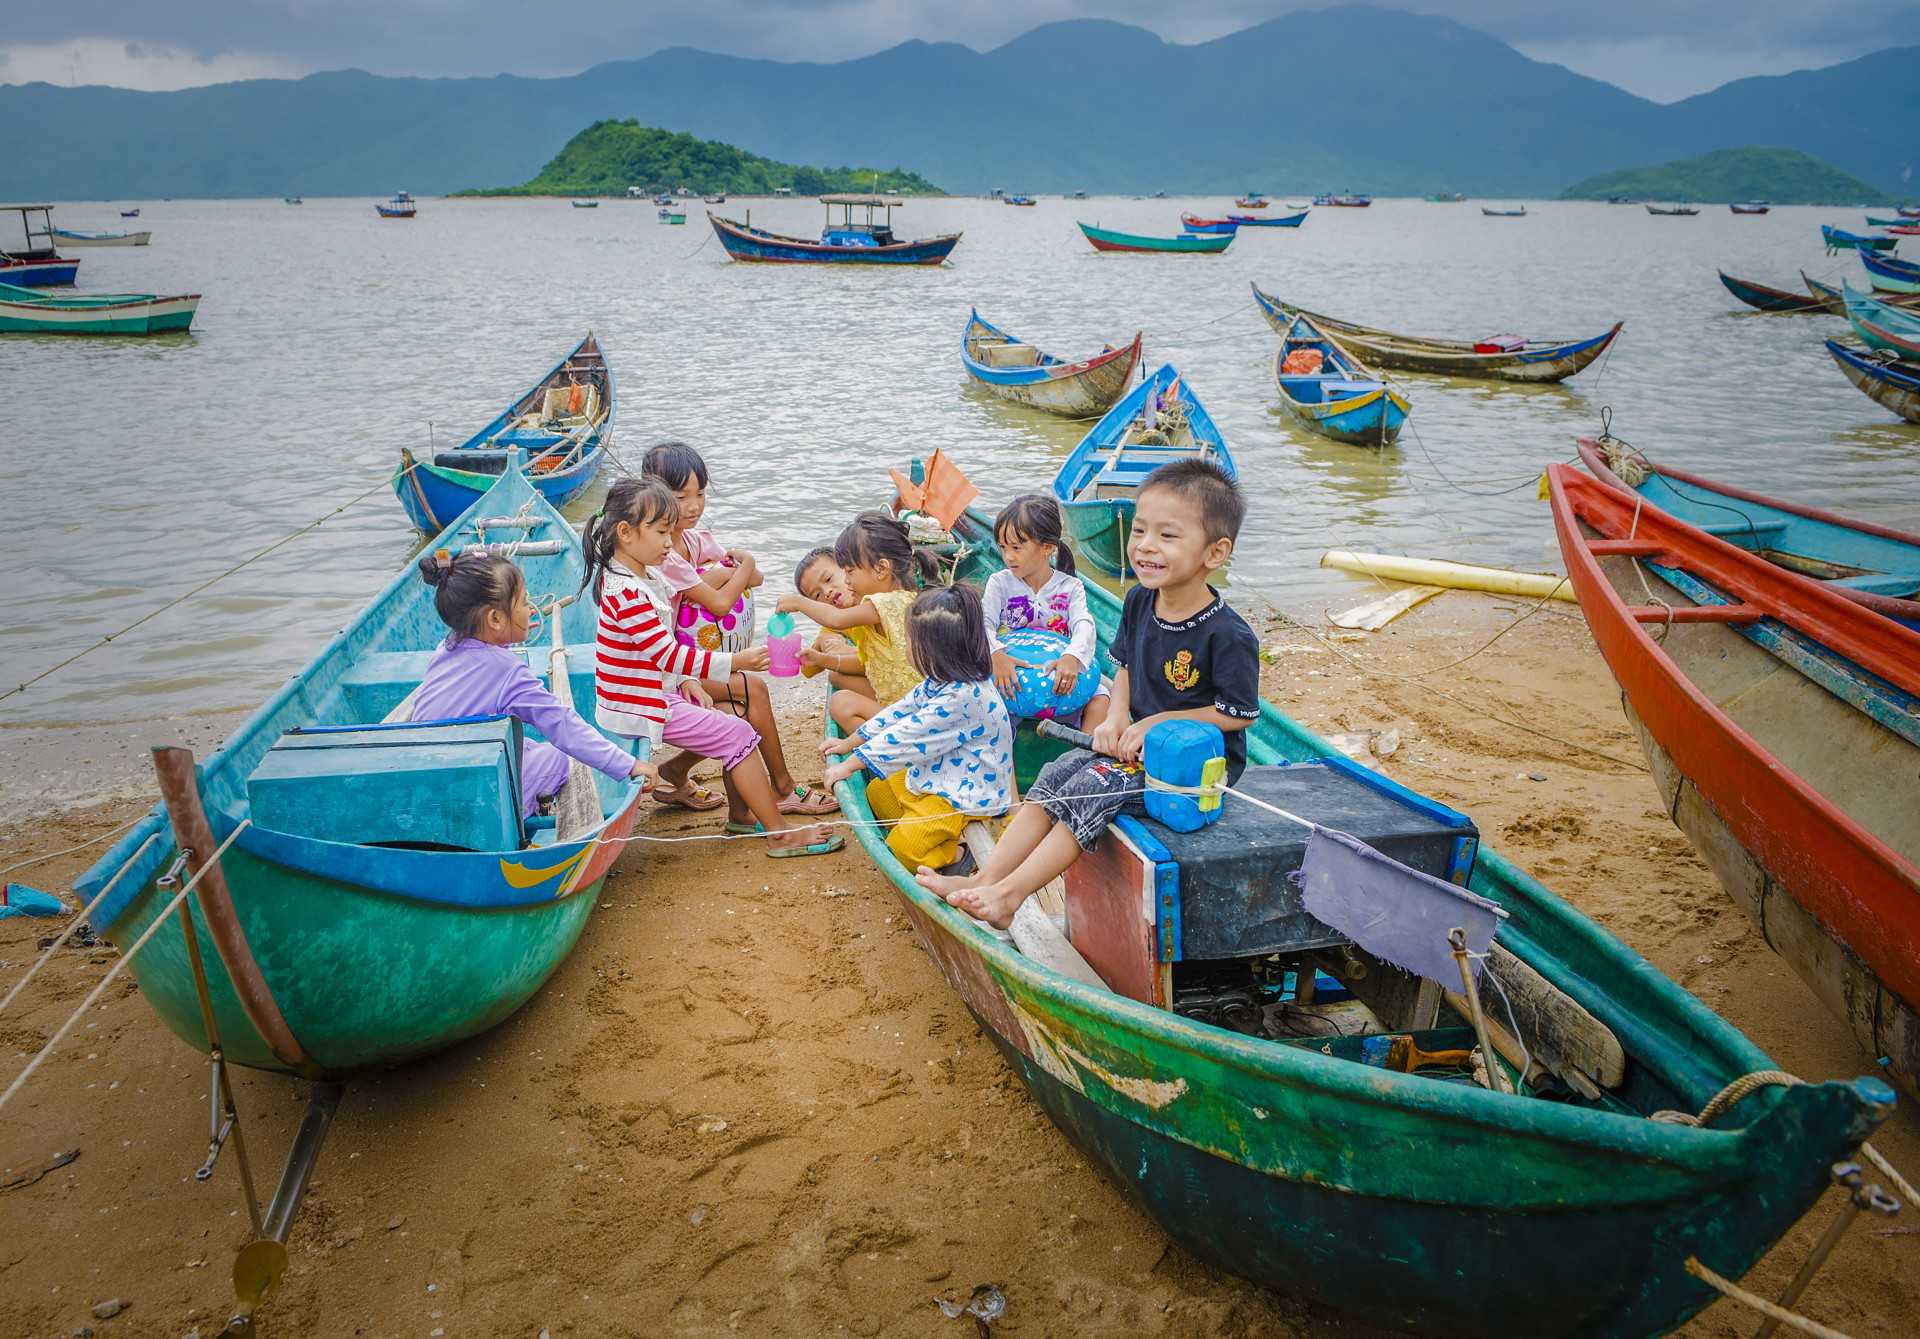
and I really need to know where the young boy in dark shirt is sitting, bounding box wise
[918,458,1260,928]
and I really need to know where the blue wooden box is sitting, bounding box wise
[246,717,523,852]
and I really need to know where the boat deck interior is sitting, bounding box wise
[969,337,1051,368]
[1075,417,1213,501]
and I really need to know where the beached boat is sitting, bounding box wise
[1078,223,1233,254]
[1823,224,1894,253]
[1050,364,1235,574]
[1314,194,1371,207]
[960,311,1142,418]
[1729,202,1770,215]
[376,191,417,219]
[47,226,151,247]
[1547,461,1920,1100]
[1481,207,1527,217]
[1251,285,1621,383]
[0,279,199,335]
[818,474,1897,1338]
[1574,437,1920,627]
[1234,193,1268,208]
[1270,311,1409,446]
[1717,270,1833,313]
[1861,250,1920,294]
[1646,203,1699,216]
[1228,211,1306,227]
[1801,272,1847,314]
[392,333,614,532]
[709,197,959,264]
[1178,214,1239,234]
[75,463,643,1080]
[1,205,79,285]
[1827,339,1920,423]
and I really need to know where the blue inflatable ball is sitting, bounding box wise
[998,627,1098,720]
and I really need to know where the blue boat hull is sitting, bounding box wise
[1,258,79,286]
[1861,250,1920,294]
[395,448,604,532]
[1231,212,1307,227]
[710,214,959,265]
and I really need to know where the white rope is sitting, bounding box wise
[0,831,161,1022]
[0,821,249,1117]
[0,813,148,878]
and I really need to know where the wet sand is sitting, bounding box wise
[1,591,1914,1338]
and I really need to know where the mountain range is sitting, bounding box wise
[2,6,1916,200]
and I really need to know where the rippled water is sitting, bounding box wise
[5,195,1917,728]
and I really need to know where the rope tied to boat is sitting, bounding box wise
[1596,407,1651,486]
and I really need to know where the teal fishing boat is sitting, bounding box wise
[0,279,199,334]
[822,479,1896,1338]
[1078,222,1234,254]
[1049,363,1236,575]
[72,464,645,1079]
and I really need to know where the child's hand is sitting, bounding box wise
[776,593,804,614]
[799,647,842,671]
[680,680,714,709]
[991,648,1026,696]
[1116,719,1152,763]
[823,755,864,786]
[628,760,661,791]
[735,645,771,673]
[1047,654,1082,695]
[820,733,863,758]
[1090,716,1125,759]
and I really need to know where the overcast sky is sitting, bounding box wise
[4,1,1917,102]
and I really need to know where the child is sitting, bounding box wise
[582,477,842,858]
[644,441,837,819]
[820,584,1013,875]
[776,512,940,735]
[792,547,874,698]
[412,548,658,817]
[918,459,1260,928]
[984,494,1111,734]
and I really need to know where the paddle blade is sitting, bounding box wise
[1296,827,1506,984]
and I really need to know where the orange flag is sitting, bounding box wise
[888,448,980,532]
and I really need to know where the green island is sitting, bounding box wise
[455,120,944,197]
[1557,146,1894,205]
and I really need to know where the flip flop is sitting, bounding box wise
[776,782,840,816]
[765,832,846,859]
[724,820,766,835]
[652,782,725,811]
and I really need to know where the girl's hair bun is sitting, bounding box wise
[417,548,455,587]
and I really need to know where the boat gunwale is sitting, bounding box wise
[1252,284,1622,369]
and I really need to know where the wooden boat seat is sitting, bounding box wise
[978,343,1041,368]
[1698,518,1789,547]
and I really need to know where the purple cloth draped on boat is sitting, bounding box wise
[1295,826,1506,985]
[413,638,632,815]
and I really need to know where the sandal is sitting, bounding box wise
[724,820,766,836]
[776,782,841,816]
[652,782,725,811]
[765,831,846,859]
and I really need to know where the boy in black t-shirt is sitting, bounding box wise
[917,459,1260,928]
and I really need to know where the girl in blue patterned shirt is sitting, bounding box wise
[821,583,1013,876]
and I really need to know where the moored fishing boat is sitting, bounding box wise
[1729,202,1770,214]
[1826,339,1920,423]
[819,471,1897,1338]
[1717,270,1833,313]
[1861,249,1920,294]
[121,207,141,216]
[1050,364,1235,574]
[47,226,152,247]
[708,197,959,264]
[1314,193,1371,207]
[1078,223,1233,254]
[1574,437,1920,626]
[1228,211,1306,227]
[1,204,80,285]
[1252,285,1621,383]
[1547,462,1920,1100]
[1843,281,1920,350]
[1270,311,1409,446]
[392,332,614,531]
[0,279,200,335]
[1823,224,1894,253]
[376,191,417,219]
[1646,203,1699,216]
[1801,272,1847,314]
[1178,214,1239,234]
[1481,207,1527,217]
[571,199,599,208]
[1234,192,1268,208]
[960,310,1142,418]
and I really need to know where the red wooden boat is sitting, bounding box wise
[1179,213,1238,234]
[1546,463,1920,1099]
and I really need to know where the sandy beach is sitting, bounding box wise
[1,590,1914,1338]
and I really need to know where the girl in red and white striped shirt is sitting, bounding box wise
[582,478,842,858]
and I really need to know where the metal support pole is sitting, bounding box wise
[226,1081,347,1336]
[1754,1161,1899,1339]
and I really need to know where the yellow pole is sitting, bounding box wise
[1321,551,1577,602]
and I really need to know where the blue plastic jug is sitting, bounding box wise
[1144,719,1226,833]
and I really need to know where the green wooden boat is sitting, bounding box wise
[1078,222,1234,254]
[824,494,1895,1338]
[72,465,644,1078]
[0,278,199,334]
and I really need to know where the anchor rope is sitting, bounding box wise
[0,831,161,1023]
[0,812,147,877]
[1684,1258,1858,1339]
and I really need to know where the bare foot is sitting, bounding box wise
[914,865,984,898]
[942,880,1027,931]
[765,822,835,852]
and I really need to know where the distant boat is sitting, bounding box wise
[1004,194,1037,206]
[1179,214,1240,234]
[1861,250,1920,294]
[1425,192,1466,202]
[0,205,79,286]
[47,226,151,247]
[658,209,686,225]
[1270,310,1408,446]
[1646,203,1699,216]
[376,191,417,219]
[1071,190,1087,199]
[1235,193,1268,209]
[961,311,1142,419]
[1152,190,1167,199]
[1481,207,1527,217]
[1605,196,1636,204]
[703,194,725,204]
[1717,270,1835,314]
[1729,202,1770,215]
[1827,339,1920,423]
[1315,194,1371,207]
[709,196,959,264]
[1822,224,1895,253]
[1228,211,1307,228]
[572,199,599,208]
[284,197,302,205]
[0,279,199,334]
[653,195,673,205]
[1078,222,1232,254]
[121,208,141,217]
[1051,363,1237,575]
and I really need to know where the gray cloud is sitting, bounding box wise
[5,1,1919,99]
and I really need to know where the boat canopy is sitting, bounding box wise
[819,194,901,207]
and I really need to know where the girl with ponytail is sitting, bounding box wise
[412,547,658,816]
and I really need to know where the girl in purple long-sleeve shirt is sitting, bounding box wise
[413,548,657,815]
